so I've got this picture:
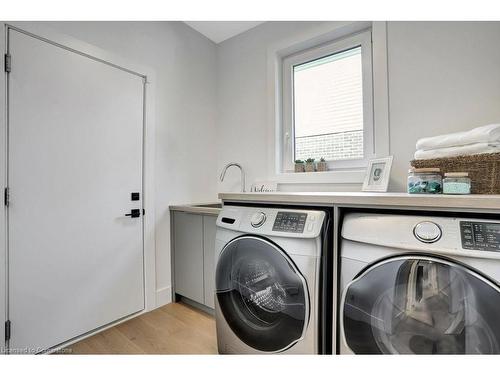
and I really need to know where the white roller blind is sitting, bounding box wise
[293,46,363,138]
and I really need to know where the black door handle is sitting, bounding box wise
[125,209,141,218]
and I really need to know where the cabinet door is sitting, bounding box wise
[203,215,217,309]
[174,212,204,304]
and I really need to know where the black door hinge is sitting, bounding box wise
[4,54,11,73]
[5,320,11,341]
[4,187,9,207]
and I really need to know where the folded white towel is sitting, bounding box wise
[416,124,500,151]
[414,142,500,160]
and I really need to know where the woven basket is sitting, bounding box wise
[410,152,500,194]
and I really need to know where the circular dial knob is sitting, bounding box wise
[250,212,267,228]
[414,221,442,243]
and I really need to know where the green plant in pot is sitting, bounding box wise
[317,157,328,172]
[305,158,316,172]
[294,159,305,172]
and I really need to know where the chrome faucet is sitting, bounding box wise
[220,163,246,192]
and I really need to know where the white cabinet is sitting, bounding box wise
[173,212,204,304]
[172,211,218,309]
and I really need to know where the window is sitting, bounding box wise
[294,47,363,161]
[281,30,373,172]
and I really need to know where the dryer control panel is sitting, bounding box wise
[460,221,500,252]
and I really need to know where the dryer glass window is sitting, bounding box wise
[216,236,308,352]
[342,257,500,354]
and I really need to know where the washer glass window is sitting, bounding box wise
[216,236,308,352]
[342,256,500,354]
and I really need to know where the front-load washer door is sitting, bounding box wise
[342,255,500,354]
[216,235,309,352]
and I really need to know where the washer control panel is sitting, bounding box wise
[460,221,500,252]
[217,206,325,238]
[272,211,308,233]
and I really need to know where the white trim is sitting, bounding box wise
[1,25,7,352]
[47,309,145,354]
[372,21,391,157]
[155,286,172,307]
[267,21,390,185]
[275,169,365,184]
[0,22,158,352]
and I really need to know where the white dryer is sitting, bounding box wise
[214,205,328,354]
[339,212,500,354]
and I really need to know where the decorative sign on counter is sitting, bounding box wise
[250,181,278,192]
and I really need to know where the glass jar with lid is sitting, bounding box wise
[407,168,442,194]
[443,172,471,195]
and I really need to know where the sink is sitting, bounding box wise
[192,203,222,209]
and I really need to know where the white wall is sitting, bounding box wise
[39,21,218,306]
[216,21,500,192]
[387,21,500,191]
[216,22,341,192]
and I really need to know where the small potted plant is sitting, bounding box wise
[294,159,305,172]
[305,158,316,172]
[316,157,328,172]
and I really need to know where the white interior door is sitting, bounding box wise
[7,29,145,352]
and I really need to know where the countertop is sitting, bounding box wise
[169,202,222,215]
[218,192,500,212]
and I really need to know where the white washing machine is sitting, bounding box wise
[214,205,328,354]
[339,212,500,354]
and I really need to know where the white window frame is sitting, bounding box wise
[281,30,374,173]
[267,22,390,185]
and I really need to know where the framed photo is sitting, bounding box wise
[362,156,393,192]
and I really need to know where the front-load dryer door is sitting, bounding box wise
[216,235,309,352]
[341,255,500,354]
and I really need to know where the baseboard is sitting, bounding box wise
[155,286,172,307]
[178,296,214,316]
[49,308,145,354]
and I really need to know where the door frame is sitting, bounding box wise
[0,22,157,351]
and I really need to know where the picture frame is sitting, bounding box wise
[362,156,393,192]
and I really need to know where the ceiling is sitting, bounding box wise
[184,21,264,44]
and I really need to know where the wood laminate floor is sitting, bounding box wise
[65,302,217,354]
